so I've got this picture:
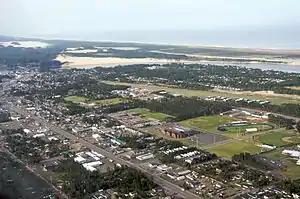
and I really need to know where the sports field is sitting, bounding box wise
[207,140,261,158]
[103,81,300,105]
[224,123,274,133]
[180,115,236,132]
[128,108,173,121]
[258,131,297,147]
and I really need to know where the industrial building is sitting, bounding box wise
[163,126,195,138]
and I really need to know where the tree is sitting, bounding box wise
[296,121,300,133]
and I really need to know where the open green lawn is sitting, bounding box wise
[64,96,129,106]
[284,166,300,180]
[64,96,88,103]
[180,116,273,138]
[128,108,172,121]
[92,98,130,106]
[207,141,261,159]
[258,131,295,147]
[180,115,236,131]
[103,81,300,105]
[263,149,284,160]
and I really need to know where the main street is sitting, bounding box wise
[8,105,202,199]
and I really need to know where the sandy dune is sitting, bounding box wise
[95,47,139,50]
[214,89,300,100]
[56,54,181,68]
[65,49,98,53]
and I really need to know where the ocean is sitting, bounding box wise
[80,27,300,50]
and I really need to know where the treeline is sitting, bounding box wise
[66,48,189,60]
[102,96,300,120]
[0,111,11,123]
[232,153,279,171]
[268,114,296,129]
[143,97,232,121]
[63,101,90,115]
[0,46,62,66]
[56,160,157,199]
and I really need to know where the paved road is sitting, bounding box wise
[9,105,201,199]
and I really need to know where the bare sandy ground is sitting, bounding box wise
[214,89,300,100]
[0,41,49,48]
[64,49,98,53]
[150,50,300,66]
[95,47,139,50]
[184,44,300,54]
[56,54,182,68]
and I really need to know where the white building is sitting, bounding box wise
[282,149,300,158]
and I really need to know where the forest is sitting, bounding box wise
[56,160,157,199]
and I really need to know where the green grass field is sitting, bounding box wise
[103,81,300,105]
[64,96,129,106]
[92,98,129,106]
[207,140,261,158]
[180,115,236,131]
[263,149,283,160]
[64,96,88,103]
[128,108,172,121]
[284,166,300,180]
[258,131,295,147]
[180,116,273,138]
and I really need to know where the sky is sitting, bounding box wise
[1,0,300,47]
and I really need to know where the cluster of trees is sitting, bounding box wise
[4,129,69,163]
[101,95,300,121]
[268,114,296,129]
[143,97,232,121]
[38,76,129,99]
[232,153,279,171]
[56,160,156,199]
[63,101,90,116]
[0,111,11,123]
[0,45,63,68]
[5,132,45,164]
[66,48,189,60]
[278,180,300,195]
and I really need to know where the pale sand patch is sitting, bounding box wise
[214,89,300,100]
[151,50,299,65]
[56,54,188,68]
[287,86,300,90]
[95,47,139,50]
[0,41,49,48]
[182,44,300,54]
[65,49,98,53]
[282,137,295,143]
